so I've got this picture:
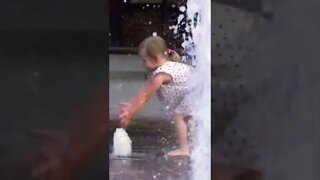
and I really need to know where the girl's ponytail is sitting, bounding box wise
[166,49,181,62]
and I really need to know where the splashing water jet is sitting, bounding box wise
[180,0,211,179]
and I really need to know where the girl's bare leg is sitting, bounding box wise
[166,114,190,156]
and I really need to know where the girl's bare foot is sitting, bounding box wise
[166,149,190,156]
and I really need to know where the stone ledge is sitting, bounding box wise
[109,119,174,136]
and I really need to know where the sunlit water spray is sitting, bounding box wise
[177,0,211,179]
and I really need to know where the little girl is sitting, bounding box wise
[118,36,193,156]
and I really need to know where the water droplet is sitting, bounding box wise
[148,21,152,25]
[146,4,149,7]
[142,6,145,10]
[152,32,157,36]
[153,175,157,179]
[117,84,123,90]
[179,6,186,12]
[171,4,176,8]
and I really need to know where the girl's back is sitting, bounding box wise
[152,61,193,115]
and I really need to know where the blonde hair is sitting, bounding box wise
[138,36,181,62]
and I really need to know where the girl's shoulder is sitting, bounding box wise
[153,61,179,73]
[166,61,192,69]
[152,61,192,81]
[154,61,193,73]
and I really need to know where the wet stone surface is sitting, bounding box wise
[109,119,192,179]
[110,154,191,180]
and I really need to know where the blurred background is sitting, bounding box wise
[0,0,319,179]
[0,0,107,179]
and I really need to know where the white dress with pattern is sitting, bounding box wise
[152,61,193,117]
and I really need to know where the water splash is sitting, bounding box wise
[179,6,186,12]
[183,0,211,180]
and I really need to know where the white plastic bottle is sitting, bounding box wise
[113,128,132,156]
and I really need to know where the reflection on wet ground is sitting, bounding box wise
[110,154,264,180]
[109,119,191,180]
[110,153,191,180]
[109,119,264,180]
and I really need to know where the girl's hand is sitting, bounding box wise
[117,73,170,128]
[118,102,132,128]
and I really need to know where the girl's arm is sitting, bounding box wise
[119,72,171,127]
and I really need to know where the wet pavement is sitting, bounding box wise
[109,120,192,180]
[109,153,191,180]
[109,153,264,180]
